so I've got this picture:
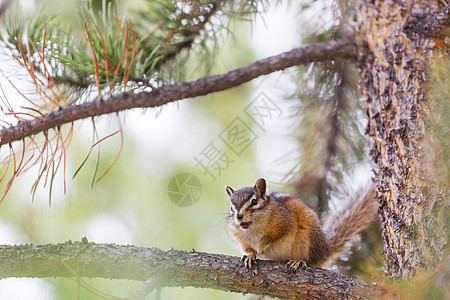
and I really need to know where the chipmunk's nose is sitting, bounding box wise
[237,213,243,220]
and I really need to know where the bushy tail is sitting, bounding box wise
[324,184,378,261]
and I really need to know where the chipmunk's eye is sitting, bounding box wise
[250,199,258,207]
[230,206,233,211]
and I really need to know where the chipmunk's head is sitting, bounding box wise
[226,178,269,230]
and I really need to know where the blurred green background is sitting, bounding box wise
[0,0,302,299]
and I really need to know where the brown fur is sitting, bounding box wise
[226,179,377,268]
[323,184,377,262]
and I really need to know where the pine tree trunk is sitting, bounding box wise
[356,0,449,278]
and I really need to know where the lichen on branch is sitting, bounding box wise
[0,241,380,300]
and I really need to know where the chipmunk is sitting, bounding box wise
[226,178,377,271]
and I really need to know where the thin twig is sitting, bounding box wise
[62,261,124,300]
[89,17,110,90]
[110,15,129,92]
[123,19,136,91]
[404,4,450,38]
[84,23,102,99]
[95,113,123,183]
[127,277,159,300]
[154,0,227,70]
[317,62,348,217]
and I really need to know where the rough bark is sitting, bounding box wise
[0,241,381,300]
[0,39,356,146]
[356,0,449,278]
[404,4,450,38]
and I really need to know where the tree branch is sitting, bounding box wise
[0,241,381,299]
[0,39,356,146]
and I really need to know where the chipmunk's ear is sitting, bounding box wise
[253,178,267,198]
[225,186,234,197]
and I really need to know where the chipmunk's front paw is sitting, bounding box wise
[257,244,269,256]
[286,260,307,272]
[242,254,257,274]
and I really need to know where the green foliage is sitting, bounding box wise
[0,0,265,202]
[0,0,265,101]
